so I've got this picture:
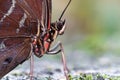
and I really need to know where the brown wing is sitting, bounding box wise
[0,0,44,78]
[0,38,31,78]
[0,0,30,37]
[0,0,43,37]
[41,0,51,30]
[16,0,43,20]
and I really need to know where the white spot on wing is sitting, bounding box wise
[16,13,27,33]
[19,13,27,28]
[0,41,6,51]
[16,28,20,33]
[0,0,16,23]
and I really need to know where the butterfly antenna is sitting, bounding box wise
[59,0,71,21]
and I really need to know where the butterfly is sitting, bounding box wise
[0,0,71,79]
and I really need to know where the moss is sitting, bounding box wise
[65,73,120,80]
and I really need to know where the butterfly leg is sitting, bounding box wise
[29,43,35,80]
[30,52,34,80]
[46,41,69,80]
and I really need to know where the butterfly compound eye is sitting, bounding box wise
[58,20,66,35]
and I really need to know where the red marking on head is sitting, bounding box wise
[44,41,50,52]
[44,33,49,41]
[43,18,51,52]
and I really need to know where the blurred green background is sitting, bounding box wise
[52,0,120,56]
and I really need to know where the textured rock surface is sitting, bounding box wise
[1,51,120,80]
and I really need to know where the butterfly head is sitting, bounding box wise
[51,20,66,36]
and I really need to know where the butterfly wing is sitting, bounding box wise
[0,0,43,37]
[0,0,43,78]
[16,0,43,20]
[0,38,31,78]
[0,0,51,37]
[41,0,51,30]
